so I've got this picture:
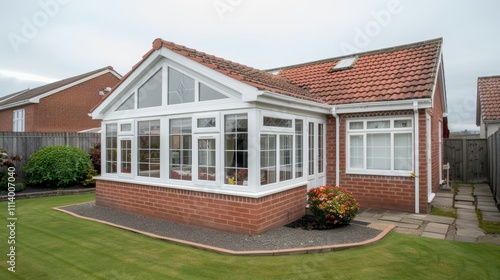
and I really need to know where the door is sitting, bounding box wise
[307,121,326,190]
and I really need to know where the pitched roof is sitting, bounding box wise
[477,75,500,122]
[273,38,443,105]
[0,66,120,109]
[152,39,319,102]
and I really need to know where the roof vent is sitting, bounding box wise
[331,56,357,71]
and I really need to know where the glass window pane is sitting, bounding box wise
[308,122,314,175]
[349,122,363,130]
[199,83,227,101]
[280,135,293,181]
[260,134,276,185]
[394,119,412,128]
[367,121,390,129]
[318,124,324,173]
[295,120,303,178]
[225,114,248,185]
[367,134,390,170]
[120,123,132,132]
[105,124,117,173]
[138,70,162,108]
[168,68,195,105]
[116,94,134,111]
[170,118,192,181]
[198,138,216,181]
[394,133,412,170]
[120,139,132,173]
[349,135,364,168]
[197,118,216,128]
[263,117,292,128]
[137,120,161,178]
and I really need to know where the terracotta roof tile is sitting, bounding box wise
[478,75,500,121]
[154,39,321,103]
[274,38,442,105]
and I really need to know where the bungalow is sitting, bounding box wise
[91,38,448,235]
[477,75,500,138]
[0,66,121,132]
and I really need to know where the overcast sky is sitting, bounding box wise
[1,0,499,132]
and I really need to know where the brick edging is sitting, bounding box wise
[54,205,395,256]
[0,188,96,201]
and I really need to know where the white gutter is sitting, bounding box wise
[0,99,37,110]
[334,98,432,114]
[413,101,420,214]
[331,107,340,186]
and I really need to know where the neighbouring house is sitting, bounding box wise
[0,66,121,132]
[477,76,500,138]
[91,38,448,235]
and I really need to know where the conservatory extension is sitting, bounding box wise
[91,38,448,234]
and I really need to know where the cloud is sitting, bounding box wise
[0,69,57,83]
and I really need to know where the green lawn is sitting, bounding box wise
[1,194,500,280]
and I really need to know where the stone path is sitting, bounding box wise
[355,183,500,246]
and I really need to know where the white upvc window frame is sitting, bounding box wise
[13,109,25,132]
[346,117,414,176]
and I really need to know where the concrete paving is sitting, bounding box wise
[355,183,500,245]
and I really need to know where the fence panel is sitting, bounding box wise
[444,138,488,183]
[0,132,101,177]
[489,130,500,204]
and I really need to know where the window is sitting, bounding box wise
[197,118,216,128]
[198,138,216,181]
[138,70,162,109]
[170,118,192,180]
[120,139,132,173]
[137,120,160,177]
[308,122,314,175]
[279,135,293,181]
[263,117,292,128]
[225,114,248,185]
[168,68,194,105]
[199,83,227,101]
[295,120,303,177]
[260,134,276,185]
[105,124,117,173]
[13,109,25,132]
[318,123,324,173]
[332,56,357,71]
[347,118,413,175]
[116,94,134,111]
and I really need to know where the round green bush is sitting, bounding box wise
[307,186,360,228]
[23,146,93,188]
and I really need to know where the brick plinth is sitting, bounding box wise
[96,180,307,235]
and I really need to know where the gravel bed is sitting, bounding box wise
[61,202,382,252]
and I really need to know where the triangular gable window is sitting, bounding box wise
[116,94,135,111]
[138,69,162,109]
[168,68,194,105]
[199,83,228,101]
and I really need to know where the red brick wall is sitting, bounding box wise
[326,110,432,213]
[0,72,119,132]
[96,180,307,235]
[32,72,119,132]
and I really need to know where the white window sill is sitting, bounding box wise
[346,169,413,177]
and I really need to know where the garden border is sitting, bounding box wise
[0,188,95,202]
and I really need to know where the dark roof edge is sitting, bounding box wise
[266,37,443,72]
[478,75,500,80]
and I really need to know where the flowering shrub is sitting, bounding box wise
[307,186,360,228]
[0,149,22,192]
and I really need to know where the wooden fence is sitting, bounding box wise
[488,130,500,204]
[0,132,101,177]
[444,138,488,183]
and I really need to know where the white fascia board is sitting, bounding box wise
[31,69,118,104]
[430,51,447,114]
[159,48,262,101]
[0,99,37,110]
[333,98,432,114]
[258,91,331,114]
[91,52,164,119]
